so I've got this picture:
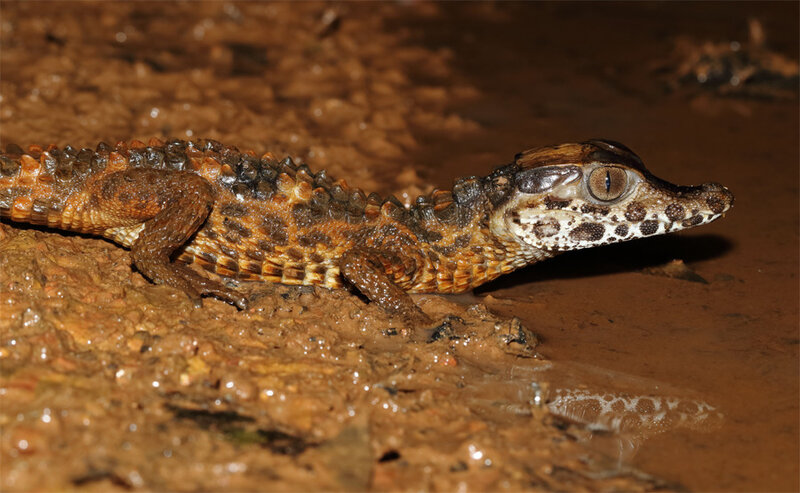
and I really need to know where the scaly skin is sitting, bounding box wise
[0,138,733,325]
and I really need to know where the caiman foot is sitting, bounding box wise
[133,252,249,310]
[340,248,433,331]
[424,315,466,343]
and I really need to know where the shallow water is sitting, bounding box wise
[409,3,799,490]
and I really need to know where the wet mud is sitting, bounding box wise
[1,2,798,491]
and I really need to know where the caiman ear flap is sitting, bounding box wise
[515,166,582,194]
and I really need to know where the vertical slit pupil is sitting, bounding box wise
[605,170,611,193]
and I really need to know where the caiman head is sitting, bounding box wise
[488,139,734,253]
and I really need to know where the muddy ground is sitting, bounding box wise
[0,2,797,492]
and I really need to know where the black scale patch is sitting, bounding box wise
[639,220,660,236]
[569,222,605,242]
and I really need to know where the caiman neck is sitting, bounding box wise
[401,182,553,294]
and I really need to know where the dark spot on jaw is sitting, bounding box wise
[682,215,704,227]
[706,196,725,214]
[310,252,325,264]
[625,203,647,222]
[665,203,685,221]
[614,224,629,237]
[568,222,605,242]
[639,220,660,236]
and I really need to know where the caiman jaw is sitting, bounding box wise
[491,140,735,254]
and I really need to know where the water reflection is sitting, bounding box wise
[541,361,724,462]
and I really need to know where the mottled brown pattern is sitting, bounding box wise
[223,217,252,238]
[219,202,248,217]
[298,231,332,248]
[259,213,289,246]
[0,138,733,324]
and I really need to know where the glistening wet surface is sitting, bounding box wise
[408,3,799,491]
[0,2,797,491]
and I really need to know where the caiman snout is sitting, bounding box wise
[671,181,734,215]
[698,182,734,215]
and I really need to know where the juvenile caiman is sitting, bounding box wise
[0,138,734,324]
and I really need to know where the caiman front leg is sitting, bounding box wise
[95,168,248,309]
[339,249,432,327]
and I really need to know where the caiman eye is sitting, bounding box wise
[588,166,627,201]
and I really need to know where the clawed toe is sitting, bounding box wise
[195,280,249,310]
[220,290,249,310]
[425,315,466,343]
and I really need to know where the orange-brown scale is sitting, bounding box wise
[0,139,525,321]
